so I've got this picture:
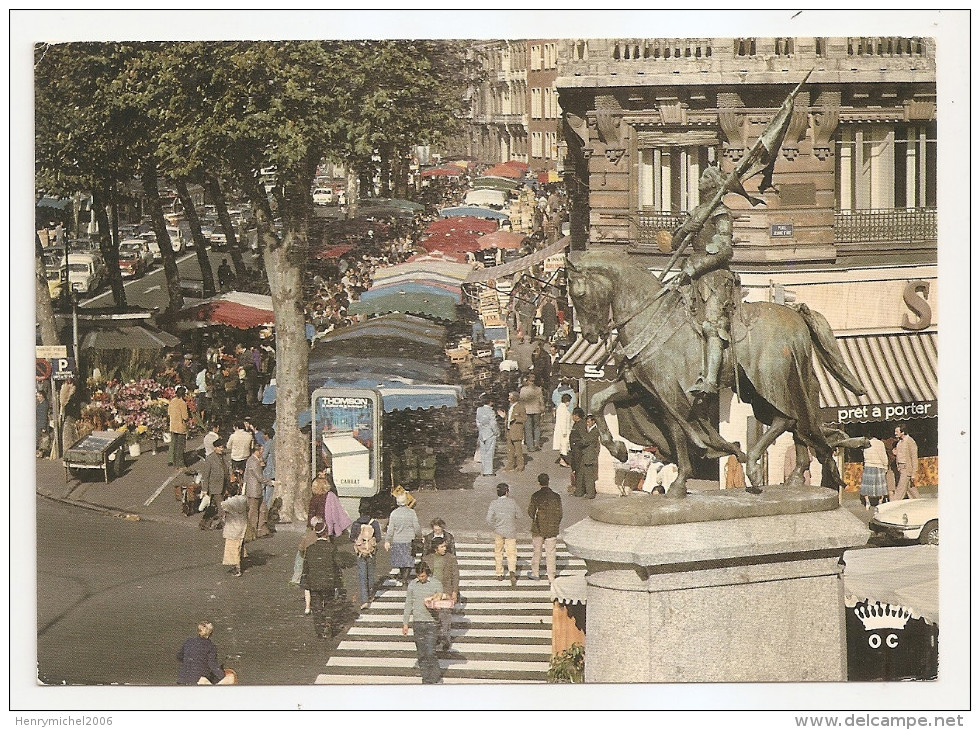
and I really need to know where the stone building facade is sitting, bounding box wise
[554,36,938,488]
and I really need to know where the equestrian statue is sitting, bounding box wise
[565,70,868,498]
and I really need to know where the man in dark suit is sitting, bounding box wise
[199,439,230,529]
[567,408,586,493]
[573,414,600,499]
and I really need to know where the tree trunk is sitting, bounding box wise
[204,174,248,280]
[35,233,60,345]
[141,158,183,314]
[92,183,126,307]
[241,169,312,523]
[175,178,216,296]
[378,145,392,198]
[393,150,409,199]
[345,165,360,217]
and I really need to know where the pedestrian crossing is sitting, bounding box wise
[314,540,586,684]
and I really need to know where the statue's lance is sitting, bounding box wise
[658,68,813,284]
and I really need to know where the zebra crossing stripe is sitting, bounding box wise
[314,540,585,685]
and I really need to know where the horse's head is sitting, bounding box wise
[566,256,613,344]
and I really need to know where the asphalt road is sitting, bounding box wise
[36,496,380,687]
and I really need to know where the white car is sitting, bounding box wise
[313,187,334,205]
[870,498,938,545]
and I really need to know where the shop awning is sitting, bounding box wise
[80,323,181,351]
[421,167,463,178]
[843,545,937,624]
[372,260,474,283]
[815,331,938,422]
[478,230,527,251]
[465,237,569,284]
[471,176,524,192]
[424,217,498,236]
[485,164,523,179]
[313,312,447,348]
[309,355,449,388]
[419,230,485,254]
[439,206,510,222]
[318,378,463,412]
[360,280,461,302]
[177,291,275,329]
[558,333,619,380]
[349,291,459,321]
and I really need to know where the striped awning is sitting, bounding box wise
[815,331,937,422]
[465,237,569,284]
[558,334,619,380]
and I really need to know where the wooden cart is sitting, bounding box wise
[63,430,127,484]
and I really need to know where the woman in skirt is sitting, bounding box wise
[384,492,421,585]
[860,436,890,509]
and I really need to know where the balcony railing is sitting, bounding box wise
[637,209,687,245]
[834,208,937,244]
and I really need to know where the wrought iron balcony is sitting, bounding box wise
[834,208,937,244]
[637,209,687,245]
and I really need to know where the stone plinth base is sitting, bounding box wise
[562,493,869,683]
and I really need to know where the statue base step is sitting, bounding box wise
[562,489,869,683]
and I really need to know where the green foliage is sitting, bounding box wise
[547,643,586,683]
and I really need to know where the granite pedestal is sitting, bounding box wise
[562,488,870,683]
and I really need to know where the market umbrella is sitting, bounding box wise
[478,230,527,251]
[439,206,510,222]
[421,167,463,178]
[502,160,529,172]
[361,281,462,302]
[484,164,523,179]
[177,291,275,329]
[80,323,181,350]
[424,217,497,236]
[419,230,484,254]
[470,176,523,192]
[348,290,460,321]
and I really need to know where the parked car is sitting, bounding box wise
[117,249,147,279]
[42,246,66,271]
[312,187,334,205]
[119,239,154,271]
[167,225,187,251]
[45,267,66,300]
[870,498,938,545]
[209,231,228,249]
[66,252,106,295]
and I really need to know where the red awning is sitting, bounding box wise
[424,217,498,236]
[179,292,275,329]
[421,167,463,178]
[419,230,484,254]
[478,230,527,250]
[503,160,529,171]
[313,243,354,260]
[484,164,523,179]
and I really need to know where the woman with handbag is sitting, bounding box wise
[384,492,421,586]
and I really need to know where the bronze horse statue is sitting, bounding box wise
[566,250,867,497]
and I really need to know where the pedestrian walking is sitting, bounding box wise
[385,492,422,586]
[176,621,224,685]
[552,392,573,467]
[303,517,341,639]
[402,561,444,684]
[860,436,890,509]
[290,467,333,615]
[421,517,456,556]
[519,375,545,452]
[198,439,230,530]
[573,414,600,499]
[892,424,920,501]
[486,483,522,585]
[221,488,248,577]
[351,499,382,610]
[168,386,190,467]
[527,473,562,584]
[427,537,460,652]
[36,389,50,458]
[226,421,253,478]
[503,391,526,473]
[567,407,586,493]
[476,393,500,476]
[243,444,272,540]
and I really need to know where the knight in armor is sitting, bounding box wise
[666,166,736,397]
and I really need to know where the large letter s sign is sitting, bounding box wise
[901,281,932,331]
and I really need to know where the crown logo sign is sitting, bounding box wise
[854,602,912,631]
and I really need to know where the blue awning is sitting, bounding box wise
[318,378,462,412]
[439,206,510,221]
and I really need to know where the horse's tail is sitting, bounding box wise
[792,303,866,396]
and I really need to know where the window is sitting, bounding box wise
[836,123,936,211]
[531,132,543,159]
[638,146,716,213]
[531,44,541,71]
[531,88,542,120]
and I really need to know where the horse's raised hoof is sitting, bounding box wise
[745,485,763,495]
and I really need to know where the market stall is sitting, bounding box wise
[63,429,127,483]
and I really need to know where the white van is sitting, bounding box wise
[66,253,106,295]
